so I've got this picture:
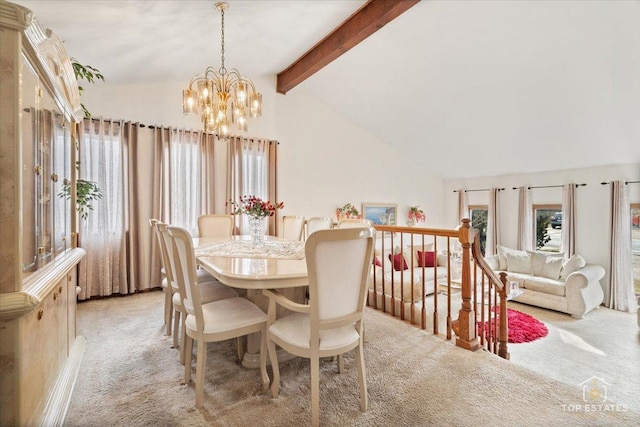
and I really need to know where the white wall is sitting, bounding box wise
[81,79,446,226]
[443,164,640,286]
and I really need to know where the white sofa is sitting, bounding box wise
[485,246,605,318]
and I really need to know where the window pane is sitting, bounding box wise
[534,207,561,252]
[470,208,487,256]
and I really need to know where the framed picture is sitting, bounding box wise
[362,203,397,225]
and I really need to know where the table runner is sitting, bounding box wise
[195,239,305,260]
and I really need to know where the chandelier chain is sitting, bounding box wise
[220,5,226,75]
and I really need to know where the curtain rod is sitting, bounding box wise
[510,183,586,190]
[601,181,640,185]
[452,188,505,193]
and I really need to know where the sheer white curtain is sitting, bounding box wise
[517,186,534,251]
[227,138,278,235]
[561,183,577,257]
[77,119,126,299]
[607,181,636,312]
[169,129,202,235]
[486,188,500,256]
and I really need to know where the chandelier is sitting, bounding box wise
[182,1,262,136]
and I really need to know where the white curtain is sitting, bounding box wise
[486,188,500,256]
[169,129,202,236]
[517,186,534,251]
[607,181,637,312]
[77,119,126,299]
[561,183,577,257]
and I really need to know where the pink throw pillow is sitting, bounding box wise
[373,256,383,267]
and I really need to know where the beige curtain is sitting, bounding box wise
[77,118,127,299]
[486,188,500,256]
[226,137,279,235]
[561,183,577,257]
[517,186,534,251]
[606,181,636,312]
[457,189,469,223]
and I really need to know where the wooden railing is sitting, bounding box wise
[369,219,510,359]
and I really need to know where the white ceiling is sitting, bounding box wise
[14,0,640,179]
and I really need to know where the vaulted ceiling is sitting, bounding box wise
[14,0,640,179]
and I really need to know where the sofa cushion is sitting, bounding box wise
[540,256,564,280]
[522,276,566,297]
[560,254,586,280]
[497,245,527,271]
[527,251,564,276]
[506,252,532,274]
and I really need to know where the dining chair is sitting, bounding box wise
[336,218,374,229]
[264,227,375,426]
[305,216,333,239]
[197,214,234,238]
[168,226,269,408]
[149,218,172,335]
[281,215,305,241]
[158,223,238,363]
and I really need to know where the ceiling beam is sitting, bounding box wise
[276,0,420,94]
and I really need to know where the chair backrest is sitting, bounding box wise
[197,214,234,238]
[282,215,305,241]
[156,222,177,291]
[306,216,333,238]
[305,228,375,330]
[336,219,374,229]
[167,226,202,323]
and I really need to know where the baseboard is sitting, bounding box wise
[38,336,86,427]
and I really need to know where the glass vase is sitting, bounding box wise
[248,216,266,247]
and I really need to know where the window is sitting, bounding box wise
[533,205,561,253]
[632,204,640,295]
[469,205,487,256]
[238,143,268,233]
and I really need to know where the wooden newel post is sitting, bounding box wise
[453,219,481,351]
[498,272,510,359]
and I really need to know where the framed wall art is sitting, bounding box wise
[361,203,397,225]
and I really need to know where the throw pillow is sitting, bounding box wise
[497,245,527,271]
[560,254,586,280]
[389,253,409,271]
[416,250,435,268]
[540,257,564,280]
[505,252,532,274]
[527,251,565,276]
[373,256,383,267]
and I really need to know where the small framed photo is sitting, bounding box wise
[362,203,397,225]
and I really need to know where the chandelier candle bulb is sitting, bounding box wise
[182,1,262,136]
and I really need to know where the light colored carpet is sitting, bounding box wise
[65,291,640,426]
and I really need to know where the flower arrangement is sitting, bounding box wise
[336,203,361,220]
[408,206,426,223]
[227,195,284,218]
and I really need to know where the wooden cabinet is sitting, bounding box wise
[0,2,86,425]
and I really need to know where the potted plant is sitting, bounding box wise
[407,206,426,226]
[336,203,360,221]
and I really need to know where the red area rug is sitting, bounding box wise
[479,308,548,344]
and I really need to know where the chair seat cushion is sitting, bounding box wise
[269,312,359,351]
[186,297,267,334]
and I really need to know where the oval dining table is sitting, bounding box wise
[194,235,308,368]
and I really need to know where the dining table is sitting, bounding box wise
[194,235,308,368]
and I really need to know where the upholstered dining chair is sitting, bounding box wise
[336,218,374,229]
[281,215,306,241]
[158,222,238,363]
[264,227,375,427]
[305,216,333,239]
[197,214,234,238]
[149,218,172,335]
[167,226,269,408]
